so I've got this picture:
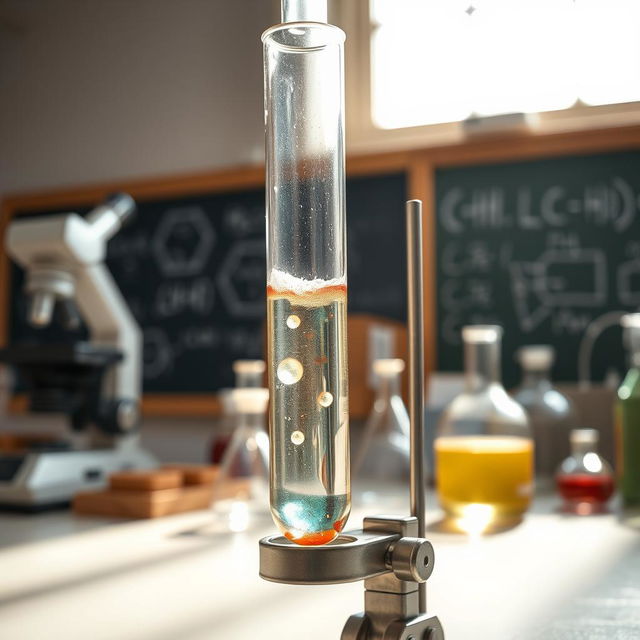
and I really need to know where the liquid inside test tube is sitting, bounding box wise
[263,9,350,545]
[268,274,349,545]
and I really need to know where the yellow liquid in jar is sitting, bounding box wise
[435,436,534,522]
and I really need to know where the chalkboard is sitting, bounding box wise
[7,171,407,395]
[435,150,640,387]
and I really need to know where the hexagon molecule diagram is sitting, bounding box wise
[152,207,216,277]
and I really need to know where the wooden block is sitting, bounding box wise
[109,469,183,492]
[162,464,219,486]
[0,433,61,453]
[73,485,214,519]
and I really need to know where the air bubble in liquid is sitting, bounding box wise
[291,430,305,445]
[317,391,334,407]
[277,358,303,385]
[286,315,301,329]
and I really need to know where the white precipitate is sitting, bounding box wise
[286,314,301,329]
[291,430,305,445]
[277,358,303,385]
[269,268,345,296]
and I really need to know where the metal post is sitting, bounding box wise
[406,199,426,613]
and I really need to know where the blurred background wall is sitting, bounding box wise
[0,0,273,198]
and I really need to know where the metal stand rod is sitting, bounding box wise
[406,199,426,614]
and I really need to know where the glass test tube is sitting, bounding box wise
[262,2,350,545]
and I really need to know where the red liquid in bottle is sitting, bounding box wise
[556,473,614,513]
[210,433,232,464]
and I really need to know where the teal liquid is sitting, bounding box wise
[271,489,349,544]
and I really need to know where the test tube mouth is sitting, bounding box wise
[262,22,345,52]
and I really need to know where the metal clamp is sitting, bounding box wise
[259,515,443,640]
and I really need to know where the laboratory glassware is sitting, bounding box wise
[435,325,533,529]
[513,345,576,483]
[233,359,266,388]
[617,313,640,509]
[354,359,410,492]
[263,5,350,545]
[212,387,270,532]
[210,360,266,463]
[556,428,614,515]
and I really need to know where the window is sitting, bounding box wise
[369,0,640,131]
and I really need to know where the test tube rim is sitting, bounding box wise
[261,21,345,52]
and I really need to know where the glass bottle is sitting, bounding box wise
[513,345,576,484]
[617,313,640,509]
[212,387,270,532]
[435,325,533,531]
[556,429,614,515]
[353,359,410,496]
[263,2,350,545]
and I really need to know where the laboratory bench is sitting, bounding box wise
[0,492,638,640]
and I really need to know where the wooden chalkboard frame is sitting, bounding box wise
[4,125,640,415]
[0,151,413,416]
[413,123,640,376]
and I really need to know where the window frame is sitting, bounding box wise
[336,0,640,155]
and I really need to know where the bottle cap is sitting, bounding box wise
[462,325,503,344]
[570,428,599,446]
[372,358,405,376]
[517,345,554,370]
[232,360,266,375]
[231,388,269,414]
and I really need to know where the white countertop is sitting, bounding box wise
[0,493,638,640]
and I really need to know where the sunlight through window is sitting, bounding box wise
[370,0,640,129]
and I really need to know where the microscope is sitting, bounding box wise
[0,193,156,508]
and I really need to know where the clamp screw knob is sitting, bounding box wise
[389,537,434,583]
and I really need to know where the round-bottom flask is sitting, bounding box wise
[513,346,576,484]
[556,429,614,515]
[435,326,533,531]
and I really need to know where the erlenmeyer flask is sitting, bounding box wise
[354,359,410,503]
[212,387,270,532]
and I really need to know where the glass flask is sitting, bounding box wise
[262,3,350,545]
[232,359,266,388]
[513,345,576,483]
[354,359,410,491]
[435,325,533,530]
[556,429,614,515]
[209,360,266,464]
[212,387,270,532]
[617,313,640,509]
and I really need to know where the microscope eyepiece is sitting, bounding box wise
[86,192,137,240]
[104,192,136,227]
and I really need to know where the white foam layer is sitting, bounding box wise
[269,268,346,295]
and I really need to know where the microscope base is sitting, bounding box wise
[0,447,157,509]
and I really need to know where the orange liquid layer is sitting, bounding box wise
[284,517,346,545]
[267,283,347,303]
